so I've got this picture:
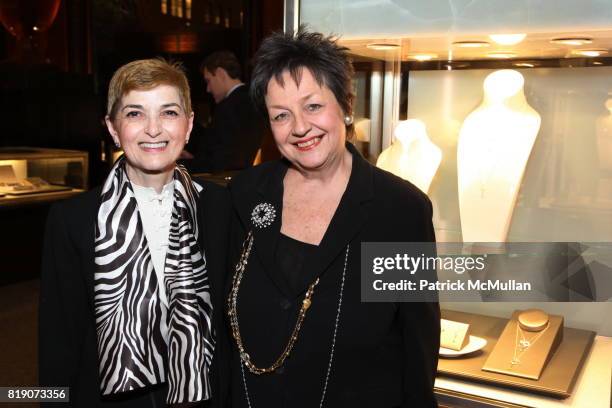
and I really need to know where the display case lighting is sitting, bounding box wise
[366,43,400,50]
[452,41,490,48]
[550,37,593,46]
[407,53,437,61]
[486,52,518,59]
[444,62,470,70]
[514,62,536,68]
[572,49,608,57]
[489,34,526,45]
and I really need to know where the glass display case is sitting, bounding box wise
[0,147,88,208]
[293,1,612,406]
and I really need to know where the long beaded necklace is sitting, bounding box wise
[227,230,350,408]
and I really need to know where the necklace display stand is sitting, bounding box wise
[437,309,597,401]
[377,119,442,194]
[457,70,541,242]
[482,309,563,380]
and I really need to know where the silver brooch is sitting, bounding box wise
[251,203,276,229]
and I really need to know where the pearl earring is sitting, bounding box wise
[344,115,354,126]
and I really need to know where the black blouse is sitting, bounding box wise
[274,233,319,296]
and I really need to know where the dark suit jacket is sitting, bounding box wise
[226,143,440,408]
[187,85,265,173]
[39,181,231,407]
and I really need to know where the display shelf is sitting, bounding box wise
[434,313,610,407]
[437,310,595,398]
[0,188,84,209]
[0,147,88,209]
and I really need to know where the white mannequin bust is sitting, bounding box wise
[457,70,541,242]
[377,119,442,193]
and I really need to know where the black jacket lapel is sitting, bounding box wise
[232,160,290,297]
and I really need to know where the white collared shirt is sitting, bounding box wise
[132,180,175,306]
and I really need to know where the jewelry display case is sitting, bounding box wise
[0,147,88,208]
[293,0,612,406]
[438,310,594,398]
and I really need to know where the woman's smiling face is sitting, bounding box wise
[106,84,193,184]
[265,68,347,173]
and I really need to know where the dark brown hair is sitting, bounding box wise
[250,28,355,136]
[200,50,242,79]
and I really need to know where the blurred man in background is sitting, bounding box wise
[184,51,265,173]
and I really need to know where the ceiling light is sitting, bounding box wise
[366,43,400,51]
[514,62,536,68]
[486,51,518,59]
[550,37,593,46]
[593,61,603,65]
[572,49,608,57]
[489,34,526,46]
[407,53,437,61]
[452,41,490,48]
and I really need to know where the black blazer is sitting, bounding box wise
[188,85,265,173]
[39,181,231,407]
[226,143,440,408]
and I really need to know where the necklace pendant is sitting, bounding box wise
[519,339,530,350]
[302,298,312,310]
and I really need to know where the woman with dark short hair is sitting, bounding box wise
[39,58,230,407]
[226,30,440,407]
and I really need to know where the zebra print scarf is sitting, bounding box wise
[94,158,214,404]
